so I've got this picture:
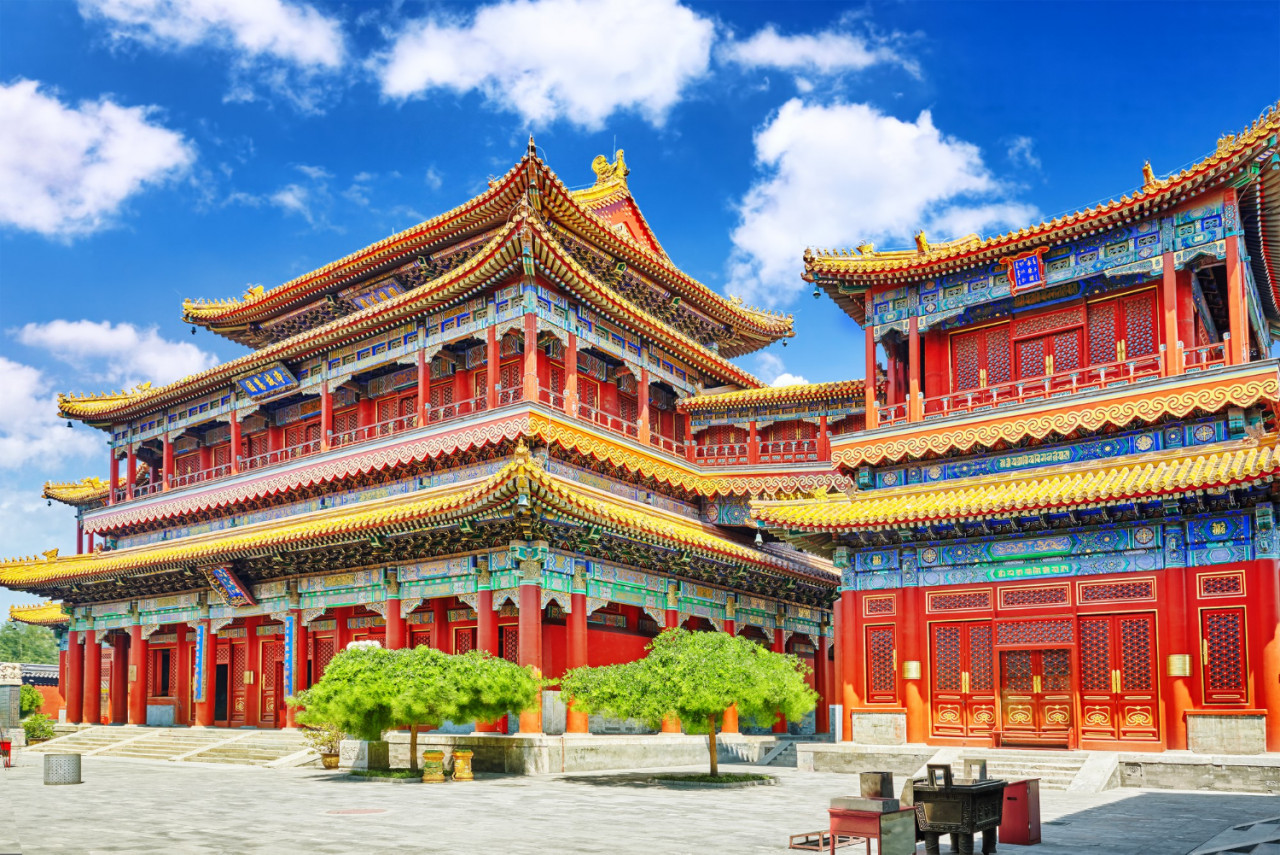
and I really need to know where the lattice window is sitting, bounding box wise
[455,629,476,654]
[1052,330,1081,371]
[260,641,281,723]
[313,637,335,682]
[953,332,980,390]
[932,625,962,692]
[213,444,231,467]
[500,626,518,662]
[1013,306,1086,338]
[430,383,454,408]
[1123,292,1157,357]
[499,361,521,390]
[1080,618,1111,693]
[550,366,564,396]
[864,596,895,616]
[1043,648,1071,692]
[866,626,896,699]
[500,332,523,358]
[968,623,993,692]
[995,619,1072,646]
[1079,579,1156,603]
[230,645,246,722]
[1200,573,1244,598]
[986,327,1011,385]
[1003,650,1034,693]
[618,394,637,422]
[1203,608,1247,703]
[1017,337,1046,379]
[1000,585,1069,608]
[216,644,230,664]
[474,370,488,401]
[332,410,358,435]
[928,590,992,612]
[1087,300,1118,364]
[175,452,201,476]
[1119,616,1154,692]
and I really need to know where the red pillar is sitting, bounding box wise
[109,635,128,723]
[386,597,406,650]
[429,600,449,653]
[161,433,174,492]
[522,312,539,403]
[108,450,119,506]
[82,628,101,724]
[229,412,241,474]
[244,617,260,726]
[566,591,589,734]
[1162,564,1194,750]
[662,594,681,734]
[814,624,829,734]
[76,520,83,555]
[128,624,147,725]
[195,621,216,726]
[1162,251,1183,375]
[637,369,650,444]
[748,421,760,465]
[320,382,333,451]
[907,314,921,421]
[722,615,739,734]
[518,572,543,734]
[902,587,927,744]
[839,590,858,741]
[1225,193,1248,365]
[66,631,83,724]
[863,292,879,429]
[176,624,192,725]
[126,443,137,498]
[564,332,578,416]
[475,586,501,733]
[818,415,830,460]
[486,326,499,410]
[772,626,787,734]
[286,611,307,727]
[1255,559,1280,751]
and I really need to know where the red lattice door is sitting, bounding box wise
[999,648,1073,745]
[229,642,247,725]
[951,325,1011,391]
[1015,328,1083,380]
[259,641,284,727]
[409,629,432,649]
[455,628,478,654]
[1201,607,1248,705]
[1079,613,1159,742]
[865,624,898,704]
[311,635,336,683]
[499,626,519,663]
[930,621,996,738]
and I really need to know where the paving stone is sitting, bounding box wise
[2,752,1277,854]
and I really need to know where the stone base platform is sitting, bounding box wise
[382,732,783,775]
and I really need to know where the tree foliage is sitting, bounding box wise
[0,622,58,665]
[560,629,818,775]
[290,645,541,769]
[20,684,43,717]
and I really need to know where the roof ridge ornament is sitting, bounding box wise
[590,149,629,192]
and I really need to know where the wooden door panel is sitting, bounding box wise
[1201,607,1248,705]
[930,621,995,738]
[229,643,246,725]
[865,624,898,705]
[1080,614,1159,741]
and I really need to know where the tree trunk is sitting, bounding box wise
[707,715,719,778]
[409,724,419,772]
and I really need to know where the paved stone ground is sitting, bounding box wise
[2,752,1276,854]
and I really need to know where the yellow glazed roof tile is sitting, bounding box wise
[681,379,868,413]
[9,601,69,626]
[751,436,1280,531]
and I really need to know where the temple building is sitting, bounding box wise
[4,144,848,734]
[754,102,1280,753]
[7,104,1280,756]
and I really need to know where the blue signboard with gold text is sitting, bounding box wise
[1001,247,1048,294]
[236,363,297,399]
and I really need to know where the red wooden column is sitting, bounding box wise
[907,314,921,422]
[1255,559,1280,751]
[161,433,174,492]
[486,326,499,410]
[863,292,879,429]
[177,624,194,725]
[475,578,502,733]
[902,586,927,743]
[772,624,788,734]
[58,646,67,715]
[566,581,589,734]
[564,332,579,416]
[128,623,147,725]
[107,449,119,505]
[82,627,101,724]
[662,585,681,733]
[839,590,858,741]
[126,443,137,498]
[66,631,83,724]
[1161,563,1194,750]
[76,520,84,555]
[109,635,128,723]
[229,411,241,474]
[637,368,651,444]
[386,589,406,652]
[286,611,308,727]
[195,621,216,726]
[412,346,427,427]
[748,421,760,465]
[722,603,739,734]
[832,596,844,740]
[817,415,830,460]
[522,312,539,402]
[320,382,333,451]
[1161,251,1183,375]
[814,621,830,734]
[244,617,260,726]
[517,560,543,734]
[1225,191,1248,365]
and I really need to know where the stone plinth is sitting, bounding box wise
[1186,712,1267,755]
[849,711,907,745]
[339,739,390,770]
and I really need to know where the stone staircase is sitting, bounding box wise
[99,728,229,761]
[25,726,140,755]
[918,747,1098,791]
[186,732,309,766]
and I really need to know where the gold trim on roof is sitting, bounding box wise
[681,379,867,413]
[9,601,68,626]
[44,476,112,506]
[754,436,1280,531]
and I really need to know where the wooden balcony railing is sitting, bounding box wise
[1183,341,1228,372]
[332,414,418,448]
[693,443,749,466]
[759,439,819,464]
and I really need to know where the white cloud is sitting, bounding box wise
[79,0,347,111]
[721,23,918,79]
[727,100,1039,306]
[15,320,219,388]
[0,358,100,470]
[1006,135,1041,170]
[371,0,716,129]
[752,352,807,387]
[0,80,194,239]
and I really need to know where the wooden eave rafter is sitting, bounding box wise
[808,102,1280,325]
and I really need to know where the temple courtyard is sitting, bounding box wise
[2,753,1276,854]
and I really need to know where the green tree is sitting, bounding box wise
[291,645,541,771]
[560,628,818,776]
[20,684,43,717]
[0,622,58,664]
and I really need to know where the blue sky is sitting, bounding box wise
[1,0,1277,615]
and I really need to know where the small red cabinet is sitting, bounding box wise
[998,778,1041,845]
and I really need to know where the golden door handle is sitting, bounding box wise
[979,368,987,388]
[962,671,970,694]
[1111,670,1121,694]
[1033,675,1041,693]
[1202,639,1209,666]
[1045,354,1054,375]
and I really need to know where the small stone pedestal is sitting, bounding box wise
[338,740,389,771]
